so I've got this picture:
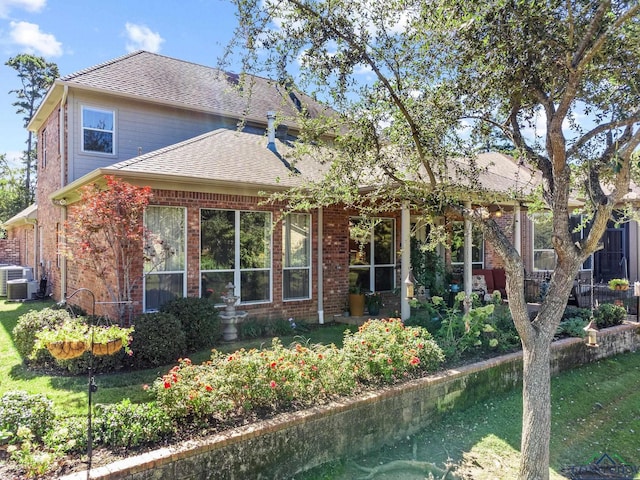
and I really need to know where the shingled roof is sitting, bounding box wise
[30,51,330,132]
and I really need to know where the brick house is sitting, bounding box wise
[3,51,640,320]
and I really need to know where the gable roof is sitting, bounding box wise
[50,128,328,201]
[29,51,330,132]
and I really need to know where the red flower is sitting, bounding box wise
[205,385,213,392]
[270,380,277,389]
[410,356,420,365]
[163,381,171,389]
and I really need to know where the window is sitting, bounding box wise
[349,217,395,292]
[533,214,555,271]
[200,209,272,303]
[41,129,47,168]
[81,106,114,154]
[283,213,311,300]
[144,206,186,311]
[534,214,593,271]
[451,221,484,269]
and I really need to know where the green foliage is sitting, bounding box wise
[556,317,588,339]
[411,237,446,296]
[7,427,60,478]
[160,297,221,351]
[608,278,629,290]
[593,303,626,328]
[13,307,74,364]
[93,399,174,449]
[154,319,444,421]
[430,300,520,362]
[0,391,55,442]
[562,306,591,322]
[129,312,187,368]
[342,319,445,384]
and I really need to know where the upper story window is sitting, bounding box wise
[81,106,115,154]
[451,221,484,269]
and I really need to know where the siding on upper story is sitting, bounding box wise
[65,90,245,183]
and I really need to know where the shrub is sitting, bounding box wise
[342,318,445,384]
[13,308,74,365]
[128,312,187,368]
[92,400,174,448]
[239,318,266,338]
[0,391,55,442]
[593,303,626,328]
[556,317,588,339]
[160,297,221,351]
[155,342,355,421]
[562,306,591,322]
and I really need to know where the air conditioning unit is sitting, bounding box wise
[0,266,24,296]
[7,279,28,300]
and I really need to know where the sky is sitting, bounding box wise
[0,0,244,165]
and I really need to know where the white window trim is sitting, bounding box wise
[80,105,116,156]
[199,208,273,305]
[533,214,593,272]
[349,217,396,292]
[283,213,312,302]
[143,206,187,312]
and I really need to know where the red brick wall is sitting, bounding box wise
[63,189,359,322]
[0,238,21,265]
[35,102,64,301]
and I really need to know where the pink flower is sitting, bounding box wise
[142,384,149,391]
[410,356,420,365]
[270,380,277,389]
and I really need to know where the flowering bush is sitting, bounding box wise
[342,318,444,384]
[154,340,355,421]
[153,319,444,422]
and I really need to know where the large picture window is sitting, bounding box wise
[349,217,395,292]
[451,221,484,269]
[144,206,186,311]
[81,106,114,154]
[201,209,272,303]
[283,213,311,300]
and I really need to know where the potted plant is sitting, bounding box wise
[348,285,366,317]
[366,292,383,316]
[34,319,134,360]
[608,278,629,291]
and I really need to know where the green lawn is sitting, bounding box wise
[297,350,640,479]
[0,300,351,417]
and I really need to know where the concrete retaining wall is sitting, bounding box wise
[62,323,640,480]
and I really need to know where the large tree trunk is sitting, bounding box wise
[519,336,552,480]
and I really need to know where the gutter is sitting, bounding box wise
[60,85,68,302]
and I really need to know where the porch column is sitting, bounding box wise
[464,201,472,297]
[514,203,522,255]
[401,204,411,320]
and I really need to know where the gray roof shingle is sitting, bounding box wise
[59,51,327,125]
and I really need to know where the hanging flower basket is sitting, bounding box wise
[91,338,123,356]
[46,340,88,360]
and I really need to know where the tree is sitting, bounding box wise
[6,54,59,209]
[0,154,23,231]
[62,176,155,323]
[228,1,640,478]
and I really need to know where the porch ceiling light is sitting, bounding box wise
[583,319,598,347]
[405,269,416,300]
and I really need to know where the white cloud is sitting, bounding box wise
[9,21,62,56]
[0,0,45,19]
[125,23,164,53]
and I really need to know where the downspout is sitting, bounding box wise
[317,207,324,324]
[26,219,38,278]
[401,204,411,320]
[59,85,68,301]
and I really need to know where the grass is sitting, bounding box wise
[296,350,640,479]
[0,300,352,417]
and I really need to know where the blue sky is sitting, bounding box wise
[0,0,242,165]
